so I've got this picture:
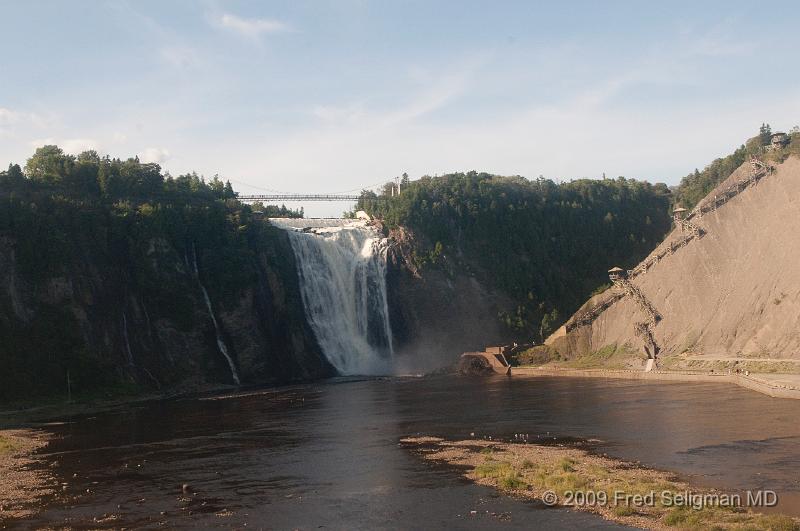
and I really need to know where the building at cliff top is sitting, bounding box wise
[770,132,789,150]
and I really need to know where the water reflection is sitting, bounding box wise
[19,375,800,528]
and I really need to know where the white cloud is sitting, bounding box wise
[691,36,755,58]
[310,54,486,129]
[380,71,469,127]
[62,138,99,154]
[29,137,99,154]
[139,147,170,164]
[0,14,787,220]
[311,104,366,124]
[0,107,22,126]
[219,13,289,39]
[215,82,800,217]
[0,108,20,137]
[680,16,756,59]
[0,107,49,136]
[160,46,203,68]
[29,137,55,147]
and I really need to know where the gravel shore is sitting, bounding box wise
[401,436,800,530]
[0,429,54,525]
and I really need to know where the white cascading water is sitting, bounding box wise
[192,245,241,385]
[271,218,394,375]
[122,311,135,368]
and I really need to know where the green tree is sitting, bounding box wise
[223,180,236,199]
[0,163,25,187]
[25,145,74,184]
[673,126,775,210]
[759,123,772,145]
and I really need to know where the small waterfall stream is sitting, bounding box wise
[122,311,135,367]
[271,219,394,375]
[192,245,241,385]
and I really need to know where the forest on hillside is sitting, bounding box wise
[0,146,303,398]
[0,145,303,300]
[2,128,795,391]
[673,124,800,209]
[357,173,674,341]
[357,125,799,342]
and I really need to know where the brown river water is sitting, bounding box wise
[13,375,800,529]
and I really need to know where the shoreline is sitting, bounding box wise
[401,436,800,530]
[0,381,259,428]
[0,429,55,525]
[512,366,800,400]
[4,366,795,430]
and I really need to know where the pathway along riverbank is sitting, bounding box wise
[512,367,800,400]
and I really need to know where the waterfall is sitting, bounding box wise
[192,245,241,385]
[122,311,135,367]
[271,218,394,375]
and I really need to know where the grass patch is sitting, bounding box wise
[562,344,642,369]
[586,464,611,479]
[475,461,526,491]
[0,434,18,455]
[499,474,526,490]
[535,469,588,493]
[465,444,800,529]
[657,354,683,371]
[513,345,560,366]
[756,514,800,531]
[558,457,576,472]
[740,361,800,374]
[669,357,800,375]
[406,435,800,529]
[659,505,781,530]
[613,505,635,517]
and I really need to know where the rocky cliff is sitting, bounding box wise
[547,155,800,367]
[0,220,334,401]
[385,227,514,372]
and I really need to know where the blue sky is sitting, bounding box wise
[2,1,800,216]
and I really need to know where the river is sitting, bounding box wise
[19,375,800,529]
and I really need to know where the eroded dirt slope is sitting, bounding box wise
[549,156,800,363]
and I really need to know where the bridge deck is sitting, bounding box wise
[238,194,361,202]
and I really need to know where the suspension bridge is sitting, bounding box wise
[237,194,362,203]
[234,176,403,204]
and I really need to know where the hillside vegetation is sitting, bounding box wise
[359,125,798,344]
[673,124,800,209]
[358,173,673,341]
[1,147,302,293]
[0,146,323,401]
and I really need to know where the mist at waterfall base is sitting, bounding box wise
[271,218,397,375]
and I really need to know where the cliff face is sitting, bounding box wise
[385,227,514,372]
[0,224,334,401]
[549,156,800,364]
